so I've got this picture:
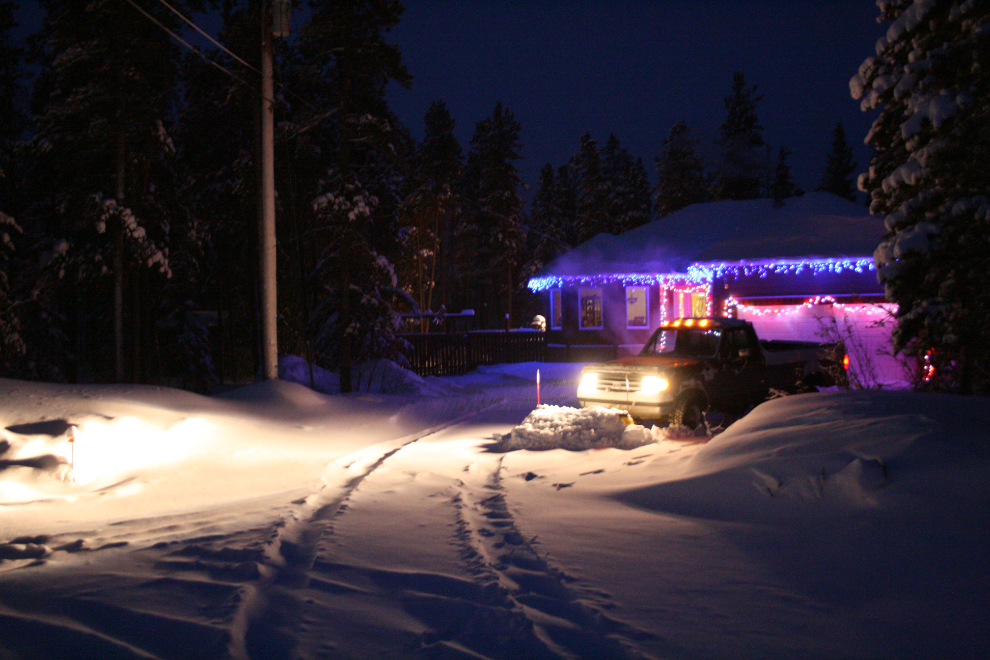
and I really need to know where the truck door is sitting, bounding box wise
[710,327,767,410]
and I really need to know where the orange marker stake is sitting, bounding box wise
[536,369,541,407]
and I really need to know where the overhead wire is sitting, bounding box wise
[127,0,324,114]
[152,0,260,76]
[121,0,264,101]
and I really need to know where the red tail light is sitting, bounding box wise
[842,354,850,371]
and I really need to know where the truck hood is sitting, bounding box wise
[585,355,700,372]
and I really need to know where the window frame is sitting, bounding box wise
[578,287,604,330]
[548,288,563,330]
[625,285,650,329]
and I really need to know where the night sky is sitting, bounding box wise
[385,0,886,197]
[13,0,887,199]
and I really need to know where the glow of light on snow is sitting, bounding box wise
[65,416,212,486]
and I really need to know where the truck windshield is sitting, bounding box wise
[640,328,722,358]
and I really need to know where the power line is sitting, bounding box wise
[153,0,260,77]
[127,0,324,114]
[121,0,264,101]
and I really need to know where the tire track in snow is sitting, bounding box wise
[443,454,658,660]
[227,402,507,660]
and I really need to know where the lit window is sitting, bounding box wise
[550,289,562,329]
[579,288,603,329]
[691,292,707,317]
[626,286,648,328]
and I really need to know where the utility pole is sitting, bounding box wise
[259,0,289,380]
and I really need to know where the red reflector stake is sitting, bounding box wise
[843,354,850,371]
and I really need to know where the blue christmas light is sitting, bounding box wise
[526,272,704,292]
[528,257,876,293]
[688,257,875,281]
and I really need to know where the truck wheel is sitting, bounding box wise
[672,395,705,429]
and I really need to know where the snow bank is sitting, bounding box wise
[494,405,662,451]
[278,354,448,396]
[619,390,990,520]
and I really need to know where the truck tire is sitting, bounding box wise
[672,394,705,429]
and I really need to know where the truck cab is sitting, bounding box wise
[577,317,842,427]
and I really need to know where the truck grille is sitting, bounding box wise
[595,372,643,392]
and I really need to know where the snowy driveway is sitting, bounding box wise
[3,369,990,659]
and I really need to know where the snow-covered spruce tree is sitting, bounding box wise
[851,0,990,393]
[293,0,413,392]
[816,120,858,201]
[309,176,412,389]
[462,102,525,329]
[601,133,652,233]
[22,0,193,382]
[771,145,802,207]
[400,100,464,322]
[714,72,766,201]
[654,121,709,218]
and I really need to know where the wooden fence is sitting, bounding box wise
[399,331,547,376]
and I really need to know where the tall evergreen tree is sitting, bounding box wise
[0,0,26,371]
[601,133,651,233]
[851,0,990,393]
[22,0,200,383]
[714,72,765,201]
[654,121,708,217]
[401,100,463,320]
[771,145,801,206]
[569,132,609,244]
[523,163,571,281]
[816,120,857,201]
[175,4,261,385]
[463,102,525,329]
[295,0,413,391]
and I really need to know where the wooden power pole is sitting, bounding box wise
[258,1,289,380]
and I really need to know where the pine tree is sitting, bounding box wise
[569,133,609,244]
[22,0,195,383]
[523,163,571,281]
[654,121,708,217]
[0,0,26,371]
[401,100,463,320]
[715,72,765,201]
[295,0,413,391]
[816,121,857,201]
[463,102,525,329]
[771,145,802,206]
[175,4,261,385]
[601,133,651,233]
[851,0,990,393]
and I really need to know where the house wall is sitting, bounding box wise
[735,302,903,387]
[546,282,666,353]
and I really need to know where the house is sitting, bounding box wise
[527,193,897,378]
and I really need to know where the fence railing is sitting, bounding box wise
[399,331,547,376]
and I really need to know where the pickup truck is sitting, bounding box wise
[576,317,847,428]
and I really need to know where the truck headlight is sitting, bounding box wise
[639,376,669,395]
[578,373,598,392]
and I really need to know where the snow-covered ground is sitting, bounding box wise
[1,363,989,659]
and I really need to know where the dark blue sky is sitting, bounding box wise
[13,0,886,200]
[386,0,885,197]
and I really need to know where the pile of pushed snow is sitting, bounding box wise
[619,390,990,520]
[495,405,661,451]
[279,355,448,396]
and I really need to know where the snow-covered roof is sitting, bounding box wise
[534,192,885,280]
